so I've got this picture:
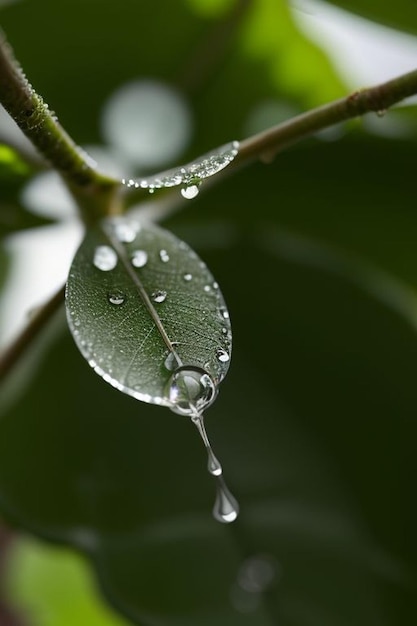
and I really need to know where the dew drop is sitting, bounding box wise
[213,476,239,524]
[152,290,167,303]
[159,249,170,263]
[181,184,200,200]
[93,245,117,271]
[164,351,177,371]
[108,291,126,306]
[131,249,148,268]
[219,306,229,319]
[183,273,192,281]
[204,285,211,292]
[216,348,230,363]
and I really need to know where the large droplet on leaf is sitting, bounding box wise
[65,216,232,407]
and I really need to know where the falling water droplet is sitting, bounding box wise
[213,476,239,523]
[159,249,170,263]
[181,184,200,200]
[131,250,148,268]
[183,273,192,282]
[108,291,126,306]
[152,290,167,303]
[216,348,230,363]
[93,245,117,271]
[166,366,239,523]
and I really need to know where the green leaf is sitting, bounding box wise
[325,0,417,35]
[66,217,232,411]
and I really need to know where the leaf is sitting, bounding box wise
[123,141,239,200]
[65,217,232,412]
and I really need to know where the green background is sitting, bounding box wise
[0,1,416,625]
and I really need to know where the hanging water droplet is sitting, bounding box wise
[213,281,219,289]
[181,184,200,200]
[131,250,148,268]
[167,366,217,416]
[108,291,126,306]
[159,249,170,263]
[93,245,117,271]
[192,415,223,476]
[183,273,192,282]
[152,290,167,303]
[216,348,230,363]
[213,476,239,524]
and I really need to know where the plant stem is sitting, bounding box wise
[0,286,65,383]
[237,68,417,163]
[0,33,121,223]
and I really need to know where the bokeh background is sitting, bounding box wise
[1,0,417,625]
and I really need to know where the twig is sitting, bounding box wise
[236,68,417,164]
[0,33,121,222]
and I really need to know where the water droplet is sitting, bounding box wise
[167,366,217,416]
[159,249,170,263]
[216,348,230,363]
[219,306,229,319]
[181,184,200,200]
[204,285,211,292]
[93,245,117,271]
[192,415,223,476]
[131,250,148,268]
[152,290,167,303]
[183,273,192,281]
[213,476,239,523]
[213,281,219,289]
[108,291,126,306]
[113,220,139,243]
[164,351,177,371]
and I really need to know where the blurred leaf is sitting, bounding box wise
[6,537,129,626]
[0,145,30,178]
[325,0,417,35]
[66,217,232,409]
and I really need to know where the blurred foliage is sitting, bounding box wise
[326,0,417,35]
[6,536,130,626]
[1,0,417,625]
